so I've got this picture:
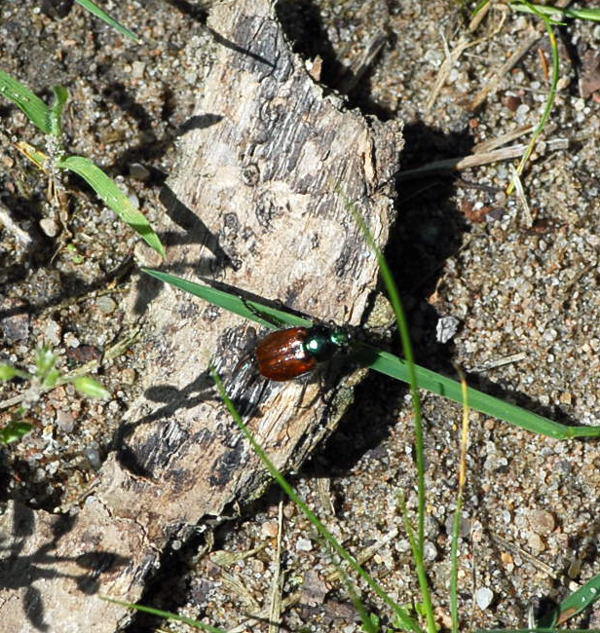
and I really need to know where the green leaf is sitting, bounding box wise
[36,347,58,377]
[58,156,165,258]
[0,420,33,444]
[0,364,29,381]
[363,345,600,439]
[551,570,600,627]
[74,0,140,42]
[71,376,110,399]
[49,85,69,137]
[512,3,600,23]
[43,368,61,389]
[0,69,51,133]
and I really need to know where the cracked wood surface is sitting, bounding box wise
[0,1,402,631]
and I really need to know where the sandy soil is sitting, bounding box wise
[1,1,599,631]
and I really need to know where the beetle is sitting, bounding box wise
[255,324,351,381]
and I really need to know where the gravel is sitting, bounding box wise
[0,1,598,631]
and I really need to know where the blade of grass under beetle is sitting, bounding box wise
[144,270,600,440]
[141,268,311,329]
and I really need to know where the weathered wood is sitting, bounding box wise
[0,1,402,630]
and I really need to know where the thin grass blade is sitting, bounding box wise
[367,346,600,439]
[101,596,225,632]
[211,367,422,633]
[74,0,140,42]
[59,157,165,257]
[141,268,311,329]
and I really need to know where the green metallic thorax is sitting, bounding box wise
[303,325,350,362]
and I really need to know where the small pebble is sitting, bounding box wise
[436,316,460,344]
[528,509,555,536]
[63,332,80,348]
[0,299,30,342]
[66,345,100,364]
[261,521,279,539]
[475,587,494,610]
[55,409,75,433]
[445,516,471,538]
[120,368,137,386]
[84,446,102,470]
[251,559,265,574]
[40,217,60,237]
[296,538,313,552]
[128,162,151,181]
[131,61,146,79]
[527,532,546,553]
[43,319,62,346]
[423,541,438,562]
[95,295,117,315]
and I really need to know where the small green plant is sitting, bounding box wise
[0,70,165,258]
[0,346,109,444]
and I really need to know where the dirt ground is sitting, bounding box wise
[1,0,599,631]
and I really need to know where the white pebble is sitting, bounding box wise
[474,587,494,610]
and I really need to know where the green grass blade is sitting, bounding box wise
[70,376,110,400]
[450,374,470,633]
[472,0,491,18]
[477,630,593,633]
[141,268,311,329]
[367,346,600,439]
[0,365,29,381]
[143,270,600,439]
[211,367,422,633]
[548,570,600,627]
[101,596,226,632]
[0,69,51,133]
[507,15,559,195]
[74,0,140,42]
[0,420,33,445]
[512,3,600,23]
[568,8,600,21]
[344,203,436,633]
[58,156,165,258]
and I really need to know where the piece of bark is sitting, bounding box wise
[0,1,402,631]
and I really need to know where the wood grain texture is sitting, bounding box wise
[0,1,402,631]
